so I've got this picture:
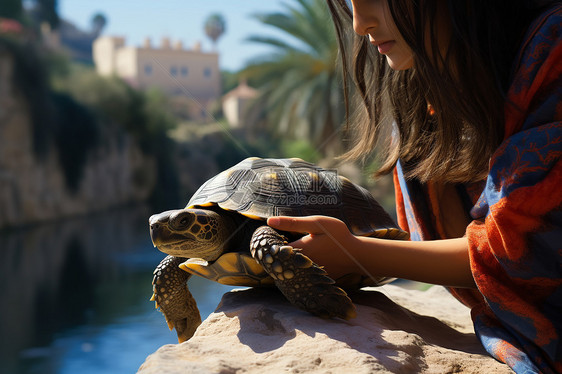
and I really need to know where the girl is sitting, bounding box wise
[268,0,562,372]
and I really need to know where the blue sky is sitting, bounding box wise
[59,0,291,71]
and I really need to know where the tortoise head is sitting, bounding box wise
[149,208,230,261]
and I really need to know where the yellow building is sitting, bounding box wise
[93,36,220,120]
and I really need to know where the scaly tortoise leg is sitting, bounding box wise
[250,226,356,320]
[152,255,202,343]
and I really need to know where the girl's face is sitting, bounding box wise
[350,0,414,70]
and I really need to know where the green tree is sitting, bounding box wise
[0,0,23,20]
[242,0,344,157]
[204,13,226,49]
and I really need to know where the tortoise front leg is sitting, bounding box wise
[250,226,356,320]
[152,255,202,343]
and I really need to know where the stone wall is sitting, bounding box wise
[0,45,156,228]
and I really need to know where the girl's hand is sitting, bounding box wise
[267,216,475,288]
[267,215,359,279]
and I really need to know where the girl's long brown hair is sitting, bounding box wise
[328,0,551,183]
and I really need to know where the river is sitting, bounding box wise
[0,205,237,373]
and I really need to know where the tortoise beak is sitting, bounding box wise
[149,211,173,247]
[149,210,195,252]
[149,221,162,248]
[149,225,161,247]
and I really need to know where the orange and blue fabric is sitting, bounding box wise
[394,5,562,373]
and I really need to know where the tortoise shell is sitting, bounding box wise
[186,157,408,240]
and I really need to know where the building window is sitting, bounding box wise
[204,67,212,78]
[144,64,152,75]
[180,67,188,76]
[170,66,178,76]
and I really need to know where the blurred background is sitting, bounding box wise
[0,0,397,372]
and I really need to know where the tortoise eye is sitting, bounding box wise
[173,214,192,229]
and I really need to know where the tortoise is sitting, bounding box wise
[149,157,409,342]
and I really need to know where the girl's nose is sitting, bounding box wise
[352,5,376,36]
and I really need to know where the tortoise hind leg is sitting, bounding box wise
[250,226,356,320]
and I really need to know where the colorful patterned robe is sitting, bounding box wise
[393,5,562,373]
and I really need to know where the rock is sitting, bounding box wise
[139,285,512,373]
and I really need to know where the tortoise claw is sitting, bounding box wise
[166,320,174,331]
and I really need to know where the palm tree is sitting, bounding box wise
[91,12,107,37]
[204,13,226,49]
[242,0,344,157]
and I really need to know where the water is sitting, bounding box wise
[0,205,237,374]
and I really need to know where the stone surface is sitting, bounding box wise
[139,285,512,373]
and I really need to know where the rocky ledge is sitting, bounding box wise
[139,284,512,373]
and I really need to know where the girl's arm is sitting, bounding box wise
[267,215,476,289]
